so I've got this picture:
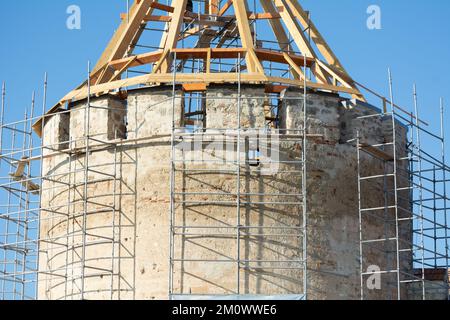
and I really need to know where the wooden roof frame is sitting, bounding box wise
[33,0,365,136]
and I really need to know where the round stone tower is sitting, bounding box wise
[38,84,410,300]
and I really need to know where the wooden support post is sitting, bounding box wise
[283,52,305,80]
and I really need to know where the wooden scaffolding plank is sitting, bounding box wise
[359,144,394,161]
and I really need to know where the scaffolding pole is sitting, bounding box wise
[357,70,450,300]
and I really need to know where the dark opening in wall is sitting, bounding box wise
[107,96,127,140]
[182,91,206,132]
[264,92,283,129]
[43,108,70,152]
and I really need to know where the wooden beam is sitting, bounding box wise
[259,0,304,79]
[315,59,353,89]
[359,143,394,161]
[94,65,110,85]
[267,76,360,95]
[255,49,313,66]
[265,84,288,94]
[209,0,219,15]
[218,0,233,16]
[183,83,208,92]
[143,11,281,23]
[152,50,170,74]
[59,71,360,105]
[248,12,281,20]
[283,0,365,100]
[150,1,175,13]
[173,48,247,59]
[259,0,290,52]
[206,48,212,72]
[92,0,153,77]
[61,73,269,103]
[109,50,163,70]
[104,48,313,82]
[110,56,138,82]
[158,0,188,73]
[233,0,263,73]
[274,0,329,84]
[283,52,305,80]
[143,15,172,22]
[283,0,346,74]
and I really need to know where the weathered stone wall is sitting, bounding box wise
[38,84,421,300]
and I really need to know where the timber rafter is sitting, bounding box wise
[33,0,366,136]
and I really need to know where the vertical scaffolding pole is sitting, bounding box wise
[413,84,426,300]
[18,118,25,298]
[433,165,437,268]
[169,51,177,299]
[236,52,242,296]
[440,98,449,297]
[80,61,92,300]
[20,91,35,299]
[387,68,401,300]
[302,52,308,299]
[4,125,17,299]
[35,73,47,297]
[110,131,118,300]
[64,134,73,300]
[408,110,415,291]
[0,82,5,167]
[356,130,364,300]
[0,82,9,300]
[13,108,28,299]
[0,82,5,298]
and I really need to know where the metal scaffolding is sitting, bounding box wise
[356,72,450,300]
[0,82,41,300]
[168,52,309,299]
[1,0,449,302]
[1,62,449,301]
[0,68,131,300]
[0,49,310,300]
